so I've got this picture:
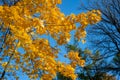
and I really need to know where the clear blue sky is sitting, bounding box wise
[59,0,82,15]
[59,0,88,15]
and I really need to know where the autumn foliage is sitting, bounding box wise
[0,0,101,80]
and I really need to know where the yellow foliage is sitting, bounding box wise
[68,51,85,67]
[0,0,101,80]
[2,62,7,67]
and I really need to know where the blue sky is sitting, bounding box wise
[59,0,82,15]
[59,0,88,15]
